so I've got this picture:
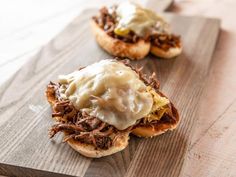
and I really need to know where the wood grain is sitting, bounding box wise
[170,1,236,176]
[0,9,220,177]
[0,0,172,86]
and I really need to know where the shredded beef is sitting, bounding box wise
[150,33,181,51]
[93,6,180,47]
[48,61,175,149]
[121,59,160,91]
[49,102,117,149]
[95,136,112,149]
[93,6,140,43]
[136,110,177,128]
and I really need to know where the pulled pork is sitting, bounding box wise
[150,34,181,51]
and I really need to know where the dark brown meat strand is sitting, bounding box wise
[47,81,65,102]
[49,120,114,150]
[137,106,177,127]
[47,81,115,149]
[49,101,116,149]
[48,61,174,149]
[150,33,181,51]
[92,7,140,43]
[121,59,160,91]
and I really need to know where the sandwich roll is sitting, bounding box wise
[150,33,182,59]
[91,20,150,60]
[46,80,131,158]
[132,102,180,137]
[91,2,182,60]
[46,59,180,157]
[67,132,129,158]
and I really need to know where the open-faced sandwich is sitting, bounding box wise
[46,59,179,158]
[91,2,182,60]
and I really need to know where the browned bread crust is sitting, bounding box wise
[132,103,179,137]
[150,45,182,59]
[91,20,150,60]
[46,61,180,156]
[67,132,129,158]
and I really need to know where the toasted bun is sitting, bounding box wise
[46,85,130,158]
[67,132,129,158]
[91,20,150,60]
[45,84,57,105]
[46,85,66,122]
[132,103,180,138]
[150,45,182,59]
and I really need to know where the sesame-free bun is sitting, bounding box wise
[132,103,180,138]
[150,45,182,59]
[67,132,129,158]
[91,20,150,60]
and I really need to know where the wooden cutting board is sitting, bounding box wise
[0,9,220,177]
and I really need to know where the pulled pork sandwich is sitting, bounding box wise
[91,2,182,60]
[46,59,179,158]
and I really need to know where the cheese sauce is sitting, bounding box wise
[58,60,153,130]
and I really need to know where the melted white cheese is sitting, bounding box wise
[58,60,153,130]
[115,2,166,36]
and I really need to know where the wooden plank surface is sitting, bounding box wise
[0,0,172,86]
[170,1,236,177]
[0,9,220,177]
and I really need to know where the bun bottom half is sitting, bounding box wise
[67,132,129,158]
[132,103,180,138]
[91,20,150,60]
[150,45,182,59]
